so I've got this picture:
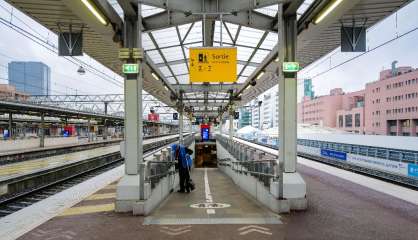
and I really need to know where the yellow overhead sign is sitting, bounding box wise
[189,47,237,83]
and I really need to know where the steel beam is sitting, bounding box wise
[184,102,226,107]
[137,0,286,14]
[142,10,277,32]
[177,84,242,92]
[117,0,137,17]
[222,11,276,31]
[143,11,201,31]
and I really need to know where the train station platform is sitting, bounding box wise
[0,135,177,182]
[4,158,417,240]
[0,138,121,156]
[0,145,119,181]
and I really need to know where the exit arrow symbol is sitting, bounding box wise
[238,225,272,236]
[160,225,192,236]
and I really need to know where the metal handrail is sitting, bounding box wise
[143,134,195,186]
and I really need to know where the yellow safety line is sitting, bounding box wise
[86,192,116,200]
[59,203,115,217]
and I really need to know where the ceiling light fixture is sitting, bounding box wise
[81,0,108,25]
[314,0,344,24]
[256,71,265,80]
[151,72,159,80]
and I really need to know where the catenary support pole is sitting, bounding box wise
[40,113,45,148]
[87,119,91,142]
[8,112,12,139]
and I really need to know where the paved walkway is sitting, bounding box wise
[14,165,418,240]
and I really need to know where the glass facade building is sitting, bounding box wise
[8,61,51,96]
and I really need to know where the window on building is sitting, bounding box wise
[402,120,410,127]
[345,114,353,128]
[338,115,343,128]
[355,113,360,127]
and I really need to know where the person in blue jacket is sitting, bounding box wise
[184,148,195,192]
[171,143,191,193]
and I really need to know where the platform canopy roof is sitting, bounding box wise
[6,0,412,118]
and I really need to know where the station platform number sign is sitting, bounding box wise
[189,47,237,83]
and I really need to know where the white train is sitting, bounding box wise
[242,133,418,186]
[297,134,418,182]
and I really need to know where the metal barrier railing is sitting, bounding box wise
[142,134,194,189]
[216,135,280,188]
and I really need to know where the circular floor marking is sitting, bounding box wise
[190,203,231,209]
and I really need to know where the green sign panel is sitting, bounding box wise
[283,62,300,72]
[122,64,139,74]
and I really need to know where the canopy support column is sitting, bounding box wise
[179,92,184,144]
[229,109,234,140]
[275,2,307,210]
[116,3,145,213]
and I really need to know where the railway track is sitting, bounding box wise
[0,156,122,217]
[235,137,418,190]
[0,134,186,218]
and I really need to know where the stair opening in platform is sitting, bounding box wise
[194,140,217,168]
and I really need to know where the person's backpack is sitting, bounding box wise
[174,144,188,169]
[188,177,195,191]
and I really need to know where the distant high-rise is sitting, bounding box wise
[303,79,315,99]
[8,61,51,96]
[238,107,251,128]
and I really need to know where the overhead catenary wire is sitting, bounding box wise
[0,4,123,88]
[303,27,418,80]
[0,17,123,88]
[0,2,123,85]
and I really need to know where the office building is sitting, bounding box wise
[8,61,51,96]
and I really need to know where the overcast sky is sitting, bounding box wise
[0,0,417,99]
[298,0,418,97]
[0,1,123,95]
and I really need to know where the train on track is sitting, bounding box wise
[240,133,418,187]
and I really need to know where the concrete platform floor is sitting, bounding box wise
[17,165,418,240]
